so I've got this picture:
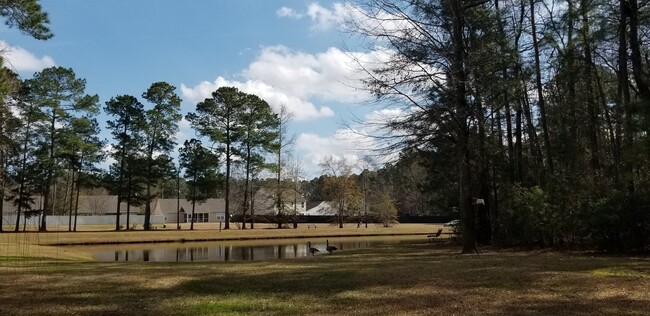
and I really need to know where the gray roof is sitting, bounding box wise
[77,195,141,215]
[253,188,306,215]
[154,198,225,215]
[302,201,337,216]
[2,195,140,215]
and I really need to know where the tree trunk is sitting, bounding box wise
[522,90,544,184]
[515,101,523,180]
[476,96,491,245]
[176,168,181,229]
[276,132,283,229]
[224,113,231,229]
[580,0,600,170]
[144,138,155,231]
[15,112,32,232]
[73,159,82,232]
[495,0,514,180]
[618,0,634,192]
[190,175,196,231]
[41,108,57,232]
[450,0,477,254]
[595,70,620,186]
[530,0,554,175]
[250,181,255,229]
[338,199,344,229]
[115,123,128,231]
[126,171,132,229]
[242,144,251,229]
[564,1,578,176]
[67,169,75,231]
[628,0,650,100]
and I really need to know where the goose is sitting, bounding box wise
[326,239,337,254]
[307,241,320,256]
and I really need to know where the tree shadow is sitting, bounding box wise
[0,241,648,315]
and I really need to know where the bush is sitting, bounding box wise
[582,191,650,251]
[497,185,554,246]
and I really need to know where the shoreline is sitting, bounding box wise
[50,232,432,246]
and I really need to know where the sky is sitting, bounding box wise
[0,0,398,178]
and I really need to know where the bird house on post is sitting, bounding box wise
[473,198,485,206]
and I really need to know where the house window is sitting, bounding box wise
[184,213,210,223]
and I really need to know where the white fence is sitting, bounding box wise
[1,214,166,228]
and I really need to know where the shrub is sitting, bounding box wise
[582,191,650,251]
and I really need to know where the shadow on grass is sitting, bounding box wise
[0,241,648,315]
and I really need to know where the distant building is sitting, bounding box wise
[2,196,45,213]
[253,188,306,216]
[153,198,226,223]
[302,201,337,216]
[3,195,140,215]
[77,195,141,215]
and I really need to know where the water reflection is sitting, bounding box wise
[93,239,386,263]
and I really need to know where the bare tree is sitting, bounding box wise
[320,156,361,228]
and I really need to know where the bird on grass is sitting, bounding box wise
[326,239,337,254]
[307,241,320,256]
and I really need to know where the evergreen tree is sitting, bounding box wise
[104,95,145,230]
[179,139,221,230]
[187,86,245,229]
[141,82,182,230]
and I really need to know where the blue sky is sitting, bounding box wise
[1,1,394,178]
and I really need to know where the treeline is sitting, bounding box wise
[345,0,650,252]
[0,61,292,232]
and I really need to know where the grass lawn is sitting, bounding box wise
[0,231,648,315]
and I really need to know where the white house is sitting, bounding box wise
[153,198,226,224]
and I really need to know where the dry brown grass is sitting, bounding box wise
[0,239,648,316]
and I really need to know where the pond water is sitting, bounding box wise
[77,236,420,262]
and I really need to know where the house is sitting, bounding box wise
[2,196,45,214]
[153,198,226,223]
[76,195,141,215]
[2,195,140,215]
[253,188,306,216]
[302,201,337,216]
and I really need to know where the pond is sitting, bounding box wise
[75,236,421,262]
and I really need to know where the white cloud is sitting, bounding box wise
[0,41,55,72]
[276,7,304,19]
[306,2,354,30]
[243,45,373,104]
[174,117,195,149]
[295,107,407,177]
[98,144,117,171]
[296,131,366,175]
[277,2,362,31]
[282,2,415,39]
[181,76,334,121]
[181,45,389,121]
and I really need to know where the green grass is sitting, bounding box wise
[0,239,648,315]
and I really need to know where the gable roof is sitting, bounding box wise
[302,201,337,216]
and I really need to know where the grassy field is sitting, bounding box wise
[0,225,648,315]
